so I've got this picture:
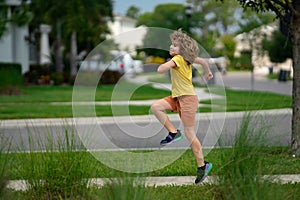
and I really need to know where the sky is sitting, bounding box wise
[113,0,185,15]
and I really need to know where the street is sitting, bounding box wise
[196,71,292,96]
[1,109,291,152]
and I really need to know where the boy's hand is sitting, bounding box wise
[205,72,213,81]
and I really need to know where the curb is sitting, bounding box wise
[7,175,300,191]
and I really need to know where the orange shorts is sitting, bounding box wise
[164,95,198,127]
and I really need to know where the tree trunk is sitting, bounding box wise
[55,21,63,73]
[291,1,300,156]
[70,31,77,77]
[54,39,63,73]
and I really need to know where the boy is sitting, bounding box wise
[151,29,213,184]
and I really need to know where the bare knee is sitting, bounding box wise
[151,102,164,113]
[151,104,160,115]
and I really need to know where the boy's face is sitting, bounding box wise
[169,41,180,56]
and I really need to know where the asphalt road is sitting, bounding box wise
[1,109,291,152]
[196,71,292,96]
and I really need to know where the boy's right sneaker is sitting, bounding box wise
[160,130,182,146]
[195,161,212,184]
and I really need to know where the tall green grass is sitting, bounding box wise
[10,124,152,200]
[14,127,100,199]
[213,113,298,200]
[0,133,16,199]
[97,176,148,200]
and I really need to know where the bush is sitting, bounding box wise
[0,63,23,95]
[99,70,121,85]
[230,52,252,71]
[24,64,52,85]
[24,64,72,85]
[51,73,64,85]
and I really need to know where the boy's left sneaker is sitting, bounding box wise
[160,130,182,146]
[195,161,212,184]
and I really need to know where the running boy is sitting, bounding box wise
[151,29,213,184]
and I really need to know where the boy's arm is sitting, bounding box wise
[193,57,213,81]
[157,60,176,73]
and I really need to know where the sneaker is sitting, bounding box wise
[195,161,212,184]
[160,130,182,146]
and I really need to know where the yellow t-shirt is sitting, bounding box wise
[170,55,196,97]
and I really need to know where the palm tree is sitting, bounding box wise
[0,0,32,38]
[30,0,113,75]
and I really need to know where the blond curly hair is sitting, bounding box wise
[170,29,199,64]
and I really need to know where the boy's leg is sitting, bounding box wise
[151,97,182,145]
[151,98,177,133]
[179,95,212,183]
[185,126,212,184]
[179,95,205,167]
[184,126,205,167]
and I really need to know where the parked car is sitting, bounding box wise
[79,50,136,78]
[205,56,228,74]
[107,50,135,77]
[133,60,143,74]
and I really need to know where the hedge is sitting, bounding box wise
[0,62,23,95]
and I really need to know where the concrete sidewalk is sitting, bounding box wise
[7,174,300,191]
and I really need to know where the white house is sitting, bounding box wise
[0,0,30,74]
[234,23,292,75]
[107,15,146,52]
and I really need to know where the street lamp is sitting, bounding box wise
[185,3,193,33]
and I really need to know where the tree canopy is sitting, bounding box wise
[137,4,187,30]
[30,0,113,52]
[262,30,292,63]
[136,1,274,58]
[126,6,141,19]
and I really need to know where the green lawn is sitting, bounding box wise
[0,82,170,102]
[0,82,170,119]
[0,81,292,119]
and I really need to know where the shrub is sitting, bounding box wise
[51,73,65,85]
[221,34,237,60]
[24,64,73,86]
[230,52,252,71]
[0,63,23,95]
[23,64,52,85]
[99,70,121,85]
